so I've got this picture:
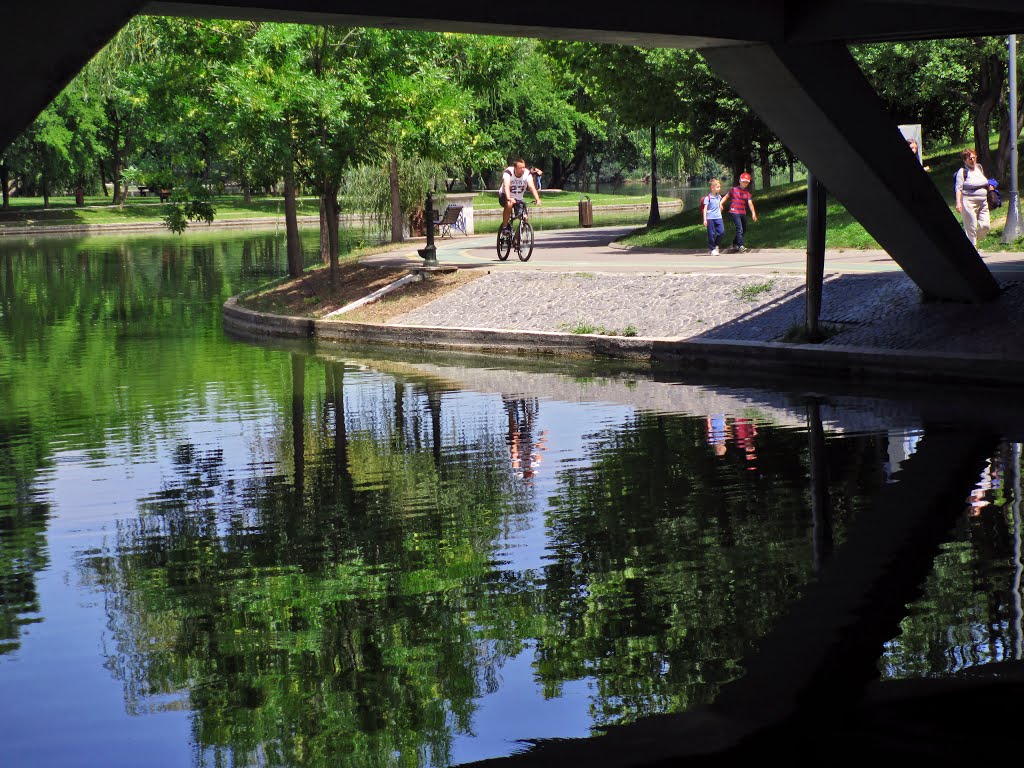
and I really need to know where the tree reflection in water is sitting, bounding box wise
[76,353,900,765]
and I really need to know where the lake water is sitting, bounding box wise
[1,227,1021,766]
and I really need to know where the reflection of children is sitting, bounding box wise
[732,417,758,470]
[706,414,730,457]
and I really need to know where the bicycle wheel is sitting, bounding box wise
[496,225,511,261]
[517,221,534,262]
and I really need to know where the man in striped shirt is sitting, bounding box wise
[722,172,758,253]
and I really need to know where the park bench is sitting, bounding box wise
[432,204,466,238]
[134,185,172,201]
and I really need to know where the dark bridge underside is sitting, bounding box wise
[4,0,1024,301]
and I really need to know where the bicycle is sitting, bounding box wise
[496,200,535,262]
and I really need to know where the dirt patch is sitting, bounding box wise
[238,259,487,322]
[343,269,487,324]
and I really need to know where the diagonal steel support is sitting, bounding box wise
[703,42,1000,303]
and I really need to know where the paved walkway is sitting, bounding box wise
[359,226,1024,361]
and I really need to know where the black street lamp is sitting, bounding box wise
[418,191,438,266]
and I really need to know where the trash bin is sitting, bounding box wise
[578,197,593,228]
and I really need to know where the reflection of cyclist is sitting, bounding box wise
[969,456,1003,516]
[504,396,548,481]
[499,159,542,231]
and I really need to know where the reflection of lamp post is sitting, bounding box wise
[1003,34,1022,243]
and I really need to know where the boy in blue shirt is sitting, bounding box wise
[701,178,725,255]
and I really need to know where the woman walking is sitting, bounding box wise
[954,148,991,248]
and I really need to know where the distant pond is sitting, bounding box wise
[1,227,1021,766]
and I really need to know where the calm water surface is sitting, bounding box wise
[0,228,1021,767]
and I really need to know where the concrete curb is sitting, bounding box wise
[223,297,653,359]
[222,296,1024,387]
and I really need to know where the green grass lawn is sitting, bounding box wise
[0,190,675,229]
[620,145,1024,252]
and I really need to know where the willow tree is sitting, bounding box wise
[351,30,477,243]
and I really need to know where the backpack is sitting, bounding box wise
[989,184,1003,209]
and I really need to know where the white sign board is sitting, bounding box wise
[898,123,923,165]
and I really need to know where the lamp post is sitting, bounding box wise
[806,171,826,341]
[418,191,438,266]
[1003,34,1022,243]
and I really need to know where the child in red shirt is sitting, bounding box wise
[721,173,758,253]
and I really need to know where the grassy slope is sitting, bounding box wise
[620,145,1024,252]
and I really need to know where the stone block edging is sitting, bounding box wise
[223,296,1024,387]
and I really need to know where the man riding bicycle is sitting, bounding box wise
[499,158,542,230]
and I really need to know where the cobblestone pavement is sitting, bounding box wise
[363,228,1024,358]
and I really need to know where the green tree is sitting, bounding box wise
[351,30,477,243]
[546,44,687,225]
[5,103,73,208]
[443,35,593,191]
[854,37,1022,182]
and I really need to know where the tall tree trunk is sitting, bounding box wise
[284,167,303,278]
[319,185,341,287]
[974,50,1004,175]
[389,150,403,243]
[647,122,660,228]
[580,134,588,192]
[551,158,562,190]
[759,139,772,189]
[326,190,340,289]
[112,121,123,206]
[994,92,1024,184]
[98,161,108,198]
[319,194,330,265]
[1,164,8,210]
[42,176,50,209]
[243,177,252,204]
